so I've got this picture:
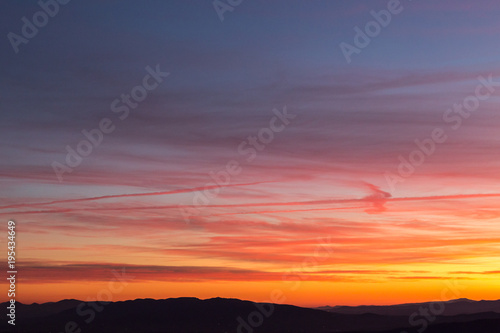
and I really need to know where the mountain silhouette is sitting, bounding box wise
[1,297,499,333]
[318,298,500,316]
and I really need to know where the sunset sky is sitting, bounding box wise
[1,0,500,307]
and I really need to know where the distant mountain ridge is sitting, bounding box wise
[1,297,499,333]
[318,298,500,316]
